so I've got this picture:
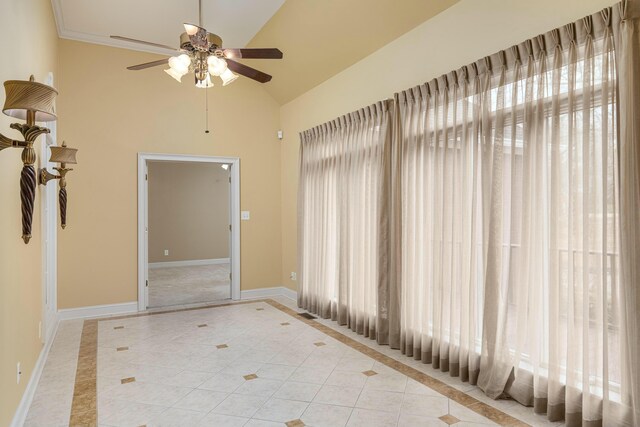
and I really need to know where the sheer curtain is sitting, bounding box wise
[477,18,624,426]
[395,77,483,384]
[298,101,392,340]
[395,8,634,425]
[298,2,639,425]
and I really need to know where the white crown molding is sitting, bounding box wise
[149,258,230,269]
[50,0,176,56]
[10,317,60,427]
[60,29,176,56]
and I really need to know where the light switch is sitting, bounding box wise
[241,211,250,220]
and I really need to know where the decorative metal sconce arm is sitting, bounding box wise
[0,76,58,243]
[39,141,77,229]
[1,118,51,243]
[39,166,72,229]
[0,132,27,151]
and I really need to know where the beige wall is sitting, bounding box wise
[57,39,282,309]
[148,162,230,263]
[278,0,618,291]
[0,1,58,424]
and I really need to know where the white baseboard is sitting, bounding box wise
[149,258,230,269]
[241,286,298,302]
[58,301,138,320]
[281,286,298,301]
[10,317,60,427]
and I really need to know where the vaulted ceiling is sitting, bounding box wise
[246,0,459,104]
[52,0,459,104]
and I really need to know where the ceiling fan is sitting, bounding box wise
[111,0,283,88]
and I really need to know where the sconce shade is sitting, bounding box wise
[3,79,58,122]
[49,145,77,164]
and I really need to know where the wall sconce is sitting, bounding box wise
[0,76,58,243]
[39,141,78,229]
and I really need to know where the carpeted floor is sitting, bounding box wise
[148,263,231,308]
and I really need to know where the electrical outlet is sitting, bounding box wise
[241,211,250,221]
[290,272,297,281]
[16,362,21,384]
[164,249,169,256]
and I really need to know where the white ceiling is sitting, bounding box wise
[51,0,285,54]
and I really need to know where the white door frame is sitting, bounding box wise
[137,153,241,311]
[40,72,57,343]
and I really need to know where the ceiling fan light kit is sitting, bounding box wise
[112,0,283,89]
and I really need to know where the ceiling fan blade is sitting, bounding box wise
[110,35,177,52]
[183,23,209,50]
[126,58,170,71]
[226,60,272,83]
[222,48,283,60]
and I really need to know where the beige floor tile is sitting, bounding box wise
[26,299,528,427]
[301,402,353,427]
[256,363,297,381]
[199,372,246,392]
[147,407,207,427]
[274,381,322,402]
[346,408,399,427]
[235,377,284,397]
[212,393,269,418]
[355,388,404,413]
[400,394,449,418]
[397,413,448,427]
[313,384,362,407]
[196,412,249,427]
[325,370,368,388]
[173,389,229,412]
[363,371,408,393]
[288,366,333,384]
[253,398,309,423]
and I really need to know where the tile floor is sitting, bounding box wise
[24,296,564,426]
[148,264,231,308]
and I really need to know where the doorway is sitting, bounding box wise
[137,153,240,310]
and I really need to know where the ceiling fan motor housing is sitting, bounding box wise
[180,32,223,52]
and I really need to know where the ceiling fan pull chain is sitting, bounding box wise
[205,84,210,134]
[199,0,203,27]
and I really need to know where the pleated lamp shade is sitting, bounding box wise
[3,78,58,122]
[49,145,77,164]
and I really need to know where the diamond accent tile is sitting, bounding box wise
[116,346,129,352]
[121,377,136,384]
[281,322,291,326]
[197,324,208,328]
[113,326,124,330]
[256,308,265,311]
[285,420,305,427]
[243,374,258,381]
[216,344,229,349]
[362,370,378,377]
[439,414,460,425]
[314,342,326,347]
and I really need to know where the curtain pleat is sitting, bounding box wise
[298,101,393,343]
[297,1,638,425]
